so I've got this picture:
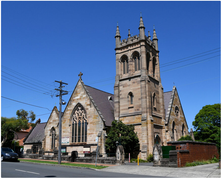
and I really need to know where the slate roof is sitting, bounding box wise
[163,86,188,128]
[84,85,114,127]
[164,91,173,118]
[84,84,173,126]
[24,122,46,144]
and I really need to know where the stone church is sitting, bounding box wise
[24,16,188,160]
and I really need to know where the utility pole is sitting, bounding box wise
[55,80,68,164]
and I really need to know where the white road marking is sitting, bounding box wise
[15,169,40,175]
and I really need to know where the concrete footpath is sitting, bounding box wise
[98,163,220,178]
[19,158,220,178]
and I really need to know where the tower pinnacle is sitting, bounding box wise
[148,31,151,40]
[139,16,145,40]
[128,29,131,37]
[152,28,158,50]
[139,16,145,29]
[153,28,158,40]
[115,23,121,48]
[115,23,121,38]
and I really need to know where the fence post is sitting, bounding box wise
[137,155,139,166]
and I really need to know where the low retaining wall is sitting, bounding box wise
[167,141,219,167]
[75,157,116,164]
[25,153,117,164]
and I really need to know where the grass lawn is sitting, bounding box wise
[19,159,108,169]
[185,157,219,167]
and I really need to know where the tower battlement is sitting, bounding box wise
[119,35,156,49]
[115,16,158,51]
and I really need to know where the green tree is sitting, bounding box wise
[192,104,220,153]
[16,109,36,122]
[178,135,193,141]
[1,109,36,147]
[105,120,140,157]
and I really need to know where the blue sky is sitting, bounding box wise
[1,1,220,131]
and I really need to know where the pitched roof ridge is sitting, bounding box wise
[38,122,47,124]
[82,81,109,124]
[85,85,113,96]
[81,83,106,123]
[164,90,172,93]
[44,107,59,129]
[165,87,176,124]
[23,122,39,143]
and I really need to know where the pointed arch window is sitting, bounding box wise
[133,52,140,71]
[182,124,185,136]
[121,55,129,74]
[172,121,175,141]
[154,135,161,145]
[128,92,134,105]
[153,57,156,77]
[146,53,150,71]
[72,104,87,143]
[50,127,56,150]
[152,92,157,110]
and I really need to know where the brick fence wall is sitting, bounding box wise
[167,141,219,167]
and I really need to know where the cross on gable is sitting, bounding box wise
[78,72,83,80]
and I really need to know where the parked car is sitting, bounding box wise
[1,147,18,161]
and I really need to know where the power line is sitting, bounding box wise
[176,77,219,88]
[161,49,220,68]
[2,48,219,94]
[2,78,51,95]
[2,75,52,94]
[161,55,219,73]
[81,54,219,87]
[160,48,220,66]
[2,66,56,96]
[36,113,51,117]
[85,48,220,86]
[2,71,53,91]
[2,65,55,88]
[1,96,51,111]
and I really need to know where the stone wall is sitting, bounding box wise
[60,81,105,157]
[119,77,141,115]
[167,141,219,167]
[166,88,188,142]
[42,80,107,158]
[24,144,32,154]
[43,108,59,152]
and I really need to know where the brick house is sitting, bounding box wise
[14,124,32,146]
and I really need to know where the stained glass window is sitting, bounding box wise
[72,104,87,143]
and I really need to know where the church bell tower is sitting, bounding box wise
[114,16,166,159]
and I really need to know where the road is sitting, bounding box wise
[1,161,147,178]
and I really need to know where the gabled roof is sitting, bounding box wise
[62,78,114,127]
[84,85,114,127]
[44,106,60,129]
[164,86,188,129]
[164,90,173,120]
[24,122,46,144]
[164,86,176,124]
[19,123,32,133]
